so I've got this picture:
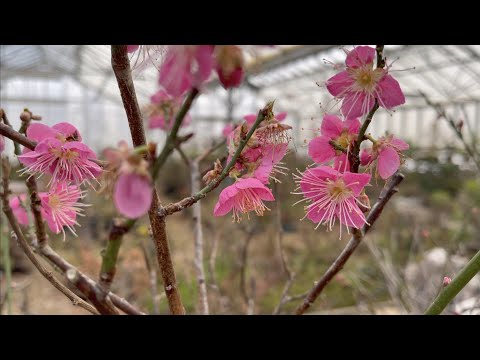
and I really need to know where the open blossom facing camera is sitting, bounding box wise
[294,166,371,237]
[308,114,360,164]
[326,46,405,119]
[360,134,409,179]
[39,183,86,238]
[159,45,214,97]
[213,177,275,221]
[18,123,102,187]
[146,90,191,130]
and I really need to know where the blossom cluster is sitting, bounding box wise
[213,104,291,221]
[294,46,409,237]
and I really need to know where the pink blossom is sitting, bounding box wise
[443,276,452,286]
[308,114,360,165]
[252,143,288,184]
[146,90,192,131]
[222,123,235,138]
[39,183,87,239]
[214,45,245,89]
[127,45,140,53]
[159,45,214,97]
[114,173,153,219]
[213,177,275,221]
[9,194,29,225]
[294,166,371,237]
[18,123,102,187]
[326,46,405,119]
[360,134,409,179]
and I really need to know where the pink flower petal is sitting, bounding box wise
[346,46,376,68]
[114,173,153,219]
[326,71,354,97]
[333,154,350,172]
[276,112,287,121]
[341,91,375,119]
[345,118,361,134]
[360,148,374,165]
[26,123,59,142]
[213,197,235,216]
[308,136,336,164]
[335,199,366,228]
[159,49,192,97]
[378,146,400,179]
[10,194,29,225]
[307,206,329,223]
[193,45,214,86]
[149,115,167,130]
[321,114,344,138]
[377,74,405,109]
[52,122,82,141]
[343,172,371,197]
[217,66,244,88]
[390,136,409,151]
[243,114,257,125]
[150,90,170,104]
[127,45,140,53]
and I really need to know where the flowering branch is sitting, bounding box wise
[425,249,480,315]
[159,109,266,217]
[294,172,405,314]
[111,44,185,314]
[1,158,99,315]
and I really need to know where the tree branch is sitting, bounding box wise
[0,122,36,151]
[111,45,185,314]
[159,109,266,217]
[294,172,405,315]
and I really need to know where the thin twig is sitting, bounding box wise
[294,172,405,315]
[419,91,480,172]
[239,226,256,313]
[159,108,267,217]
[1,158,100,315]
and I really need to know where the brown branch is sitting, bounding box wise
[39,243,144,315]
[0,109,22,155]
[0,122,36,150]
[111,44,185,314]
[25,177,48,248]
[294,172,405,315]
[1,158,99,315]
